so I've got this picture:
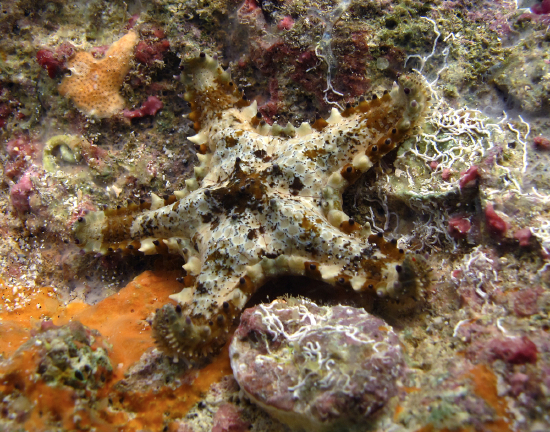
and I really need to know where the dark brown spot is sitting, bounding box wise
[254,149,268,160]
[290,176,304,192]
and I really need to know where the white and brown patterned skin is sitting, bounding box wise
[74,54,431,360]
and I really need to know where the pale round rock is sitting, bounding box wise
[230,298,405,431]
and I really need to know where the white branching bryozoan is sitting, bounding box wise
[309,0,351,109]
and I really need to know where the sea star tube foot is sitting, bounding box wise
[74,54,431,360]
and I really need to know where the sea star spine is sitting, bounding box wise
[74,54,430,360]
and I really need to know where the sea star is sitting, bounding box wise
[74,54,430,360]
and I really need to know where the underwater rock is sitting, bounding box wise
[491,37,550,114]
[230,298,405,431]
[3,0,550,429]
[0,321,113,431]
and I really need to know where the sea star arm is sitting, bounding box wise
[275,73,431,229]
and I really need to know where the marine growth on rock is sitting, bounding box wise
[230,298,405,431]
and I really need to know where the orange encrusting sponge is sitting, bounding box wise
[55,270,181,379]
[0,271,234,431]
[58,31,138,118]
[0,271,180,376]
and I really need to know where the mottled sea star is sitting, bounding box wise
[74,54,430,361]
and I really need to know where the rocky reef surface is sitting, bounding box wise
[1,0,550,430]
[230,299,405,431]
